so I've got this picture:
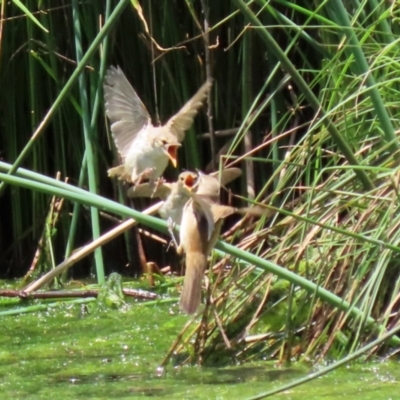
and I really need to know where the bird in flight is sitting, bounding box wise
[103,66,212,188]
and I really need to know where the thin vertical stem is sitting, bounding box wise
[234,0,374,191]
[200,0,216,170]
[0,0,130,196]
[242,30,255,201]
[71,0,105,284]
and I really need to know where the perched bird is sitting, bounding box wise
[177,171,268,315]
[158,172,198,228]
[128,170,199,225]
[177,172,231,314]
[128,167,241,314]
[103,66,212,186]
[127,167,242,226]
[177,195,213,315]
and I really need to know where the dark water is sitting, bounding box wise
[0,298,399,399]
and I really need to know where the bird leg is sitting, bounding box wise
[151,176,166,198]
[131,167,155,189]
[167,217,179,249]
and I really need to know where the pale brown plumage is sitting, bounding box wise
[104,66,212,186]
[129,167,242,315]
[127,167,242,226]
[177,173,223,314]
[178,171,269,315]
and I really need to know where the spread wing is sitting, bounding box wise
[210,167,242,186]
[211,204,236,223]
[104,66,151,160]
[166,79,213,142]
[127,182,172,199]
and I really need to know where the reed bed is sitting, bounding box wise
[1,0,400,371]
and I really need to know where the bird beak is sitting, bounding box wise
[184,173,197,191]
[166,145,180,168]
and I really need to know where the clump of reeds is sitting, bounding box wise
[2,0,400,370]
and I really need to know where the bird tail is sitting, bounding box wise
[180,252,207,315]
[107,165,127,178]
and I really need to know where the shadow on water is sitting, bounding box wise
[51,365,302,386]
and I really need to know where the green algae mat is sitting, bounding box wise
[0,300,399,399]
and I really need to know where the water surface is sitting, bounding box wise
[0,299,398,399]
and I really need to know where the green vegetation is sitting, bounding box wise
[1,299,399,399]
[1,2,400,395]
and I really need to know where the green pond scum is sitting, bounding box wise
[0,296,399,400]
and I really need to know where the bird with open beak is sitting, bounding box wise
[177,172,222,315]
[127,167,242,226]
[103,66,212,187]
[177,171,269,315]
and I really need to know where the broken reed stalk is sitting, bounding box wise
[23,202,163,293]
[0,288,157,300]
[24,173,67,281]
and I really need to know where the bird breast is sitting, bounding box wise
[124,130,169,180]
[159,187,190,224]
[179,200,210,254]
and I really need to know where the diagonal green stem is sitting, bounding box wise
[245,322,400,399]
[0,0,130,195]
[326,0,399,155]
[233,0,374,191]
[0,169,398,345]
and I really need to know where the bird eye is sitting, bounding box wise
[161,139,167,145]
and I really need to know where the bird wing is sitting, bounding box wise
[104,66,152,160]
[191,194,215,240]
[127,182,172,199]
[210,204,236,223]
[210,167,242,186]
[166,79,213,142]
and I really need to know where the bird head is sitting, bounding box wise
[178,171,199,192]
[196,170,220,203]
[157,136,181,168]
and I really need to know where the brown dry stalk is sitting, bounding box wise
[23,202,163,294]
